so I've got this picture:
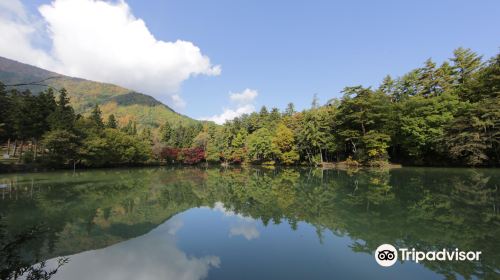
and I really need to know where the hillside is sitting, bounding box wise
[0,56,197,128]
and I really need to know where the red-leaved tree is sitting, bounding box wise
[160,147,180,162]
[160,147,205,164]
[180,147,205,164]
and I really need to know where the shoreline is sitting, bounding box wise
[1,161,498,175]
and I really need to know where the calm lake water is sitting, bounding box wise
[0,167,499,280]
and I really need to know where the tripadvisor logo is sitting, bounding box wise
[374,244,482,267]
[375,244,398,267]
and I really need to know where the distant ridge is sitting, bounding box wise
[0,56,197,128]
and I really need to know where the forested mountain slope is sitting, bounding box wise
[0,56,197,128]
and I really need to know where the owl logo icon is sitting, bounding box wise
[375,244,398,267]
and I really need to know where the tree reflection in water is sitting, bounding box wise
[0,167,498,279]
[0,220,68,280]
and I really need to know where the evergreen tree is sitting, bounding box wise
[122,120,137,136]
[378,75,395,97]
[311,93,320,109]
[419,58,438,97]
[284,102,296,116]
[89,104,104,130]
[106,114,118,129]
[48,88,75,131]
[451,47,482,100]
[160,121,173,143]
[445,103,491,166]
[435,61,454,94]
[259,106,269,119]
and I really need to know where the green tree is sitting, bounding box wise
[398,92,460,162]
[419,58,438,97]
[41,129,80,166]
[81,129,150,167]
[160,121,173,143]
[205,137,221,162]
[89,104,104,130]
[229,128,248,163]
[393,69,420,101]
[272,123,299,165]
[311,93,320,109]
[192,129,209,150]
[106,114,118,129]
[122,120,137,136]
[0,83,12,141]
[451,47,482,100]
[445,103,491,166]
[361,131,391,164]
[336,86,391,161]
[283,102,296,116]
[378,75,395,97]
[48,89,75,131]
[435,61,454,94]
[247,128,273,162]
[268,107,281,125]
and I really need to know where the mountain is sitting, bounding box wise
[0,56,198,128]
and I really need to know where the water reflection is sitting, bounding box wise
[229,223,260,240]
[0,167,498,279]
[44,216,220,280]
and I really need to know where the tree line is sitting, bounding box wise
[158,48,498,167]
[0,47,498,168]
[0,87,151,168]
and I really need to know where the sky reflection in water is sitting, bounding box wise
[0,167,498,280]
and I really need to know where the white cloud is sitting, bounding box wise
[229,88,258,104]
[201,104,255,125]
[42,217,220,280]
[0,0,220,108]
[210,202,255,222]
[229,223,260,240]
[0,0,27,19]
[200,88,258,124]
[210,202,260,240]
[166,217,184,235]
[0,0,53,67]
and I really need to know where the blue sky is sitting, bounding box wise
[11,0,500,121]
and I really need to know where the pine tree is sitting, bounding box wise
[435,61,454,94]
[160,121,173,143]
[90,104,104,129]
[451,47,482,100]
[48,88,75,131]
[311,93,320,109]
[445,103,491,166]
[259,106,269,118]
[284,102,296,116]
[106,114,118,129]
[419,58,438,97]
[379,75,395,97]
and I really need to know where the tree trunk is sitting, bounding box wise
[18,140,24,163]
[33,139,38,160]
[6,138,10,155]
[13,140,17,157]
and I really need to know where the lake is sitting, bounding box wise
[0,167,499,280]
